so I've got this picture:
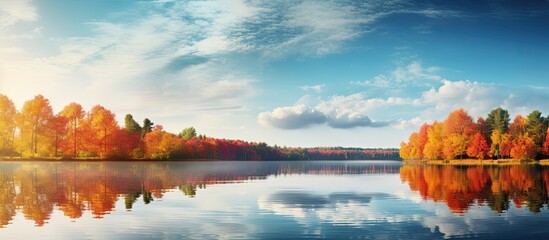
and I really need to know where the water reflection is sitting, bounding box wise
[0,161,399,227]
[4,161,549,239]
[400,164,549,214]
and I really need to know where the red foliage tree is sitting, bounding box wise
[467,132,490,159]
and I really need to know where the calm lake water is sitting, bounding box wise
[1,160,549,239]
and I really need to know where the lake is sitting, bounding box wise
[1,161,549,239]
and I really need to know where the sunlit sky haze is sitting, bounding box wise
[1,0,548,147]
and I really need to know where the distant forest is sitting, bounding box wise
[401,108,549,160]
[0,94,399,160]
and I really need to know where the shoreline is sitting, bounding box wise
[404,159,549,166]
[0,157,402,162]
[4,157,549,165]
[0,157,222,162]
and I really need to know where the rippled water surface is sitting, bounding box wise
[1,161,549,239]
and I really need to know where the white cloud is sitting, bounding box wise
[249,1,461,58]
[1,0,507,139]
[355,75,392,88]
[1,0,467,112]
[315,94,387,128]
[421,80,500,117]
[418,79,549,122]
[354,61,445,88]
[1,0,263,115]
[257,104,327,130]
[194,35,234,55]
[262,1,370,57]
[300,84,325,92]
[0,0,38,30]
[262,63,549,131]
[258,93,417,130]
[393,117,424,130]
[0,26,42,40]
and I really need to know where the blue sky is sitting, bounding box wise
[1,0,548,147]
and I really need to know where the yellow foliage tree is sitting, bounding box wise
[0,94,17,156]
[423,122,444,160]
[59,103,85,157]
[443,133,469,160]
[88,105,118,157]
[15,95,55,157]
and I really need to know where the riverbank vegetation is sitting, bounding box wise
[400,108,549,162]
[0,94,398,161]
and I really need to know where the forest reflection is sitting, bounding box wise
[400,165,549,214]
[0,161,399,227]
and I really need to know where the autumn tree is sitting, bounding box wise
[423,122,444,160]
[179,127,197,140]
[467,132,490,159]
[51,115,68,157]
[0,94,17,156]
[16,95,55,156]
[490,130,512,159]
[500,133,513,158]
[59,103,85,157]
[88,105,118,157]
[476,117,491,145]
[417,123,430,159]
[510,133,537,160]
[407,132,421,159]
[443,109,476,136]
[490,130,503,159]
[109,128,141,159]
[542,130,549,156]
[399,141,411,159]
[443,133,469,160]
[509,115,526,138]
[144,125,181,159]
[442,109,475,159]
[124,114,144,158]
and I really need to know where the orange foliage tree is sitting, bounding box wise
[51,115,68,157]
[443,109,476,136]
[59,103,85,157]
[467,132,490,159]
[88,105,118,157]
[442,109,476,159]
[143,125,182,159]
[510,133,537,160]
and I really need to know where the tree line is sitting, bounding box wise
[0,94,399,160]
[400,108,549,160]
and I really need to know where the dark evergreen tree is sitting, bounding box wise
[124,114,142,134]
[486,107,510,133]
